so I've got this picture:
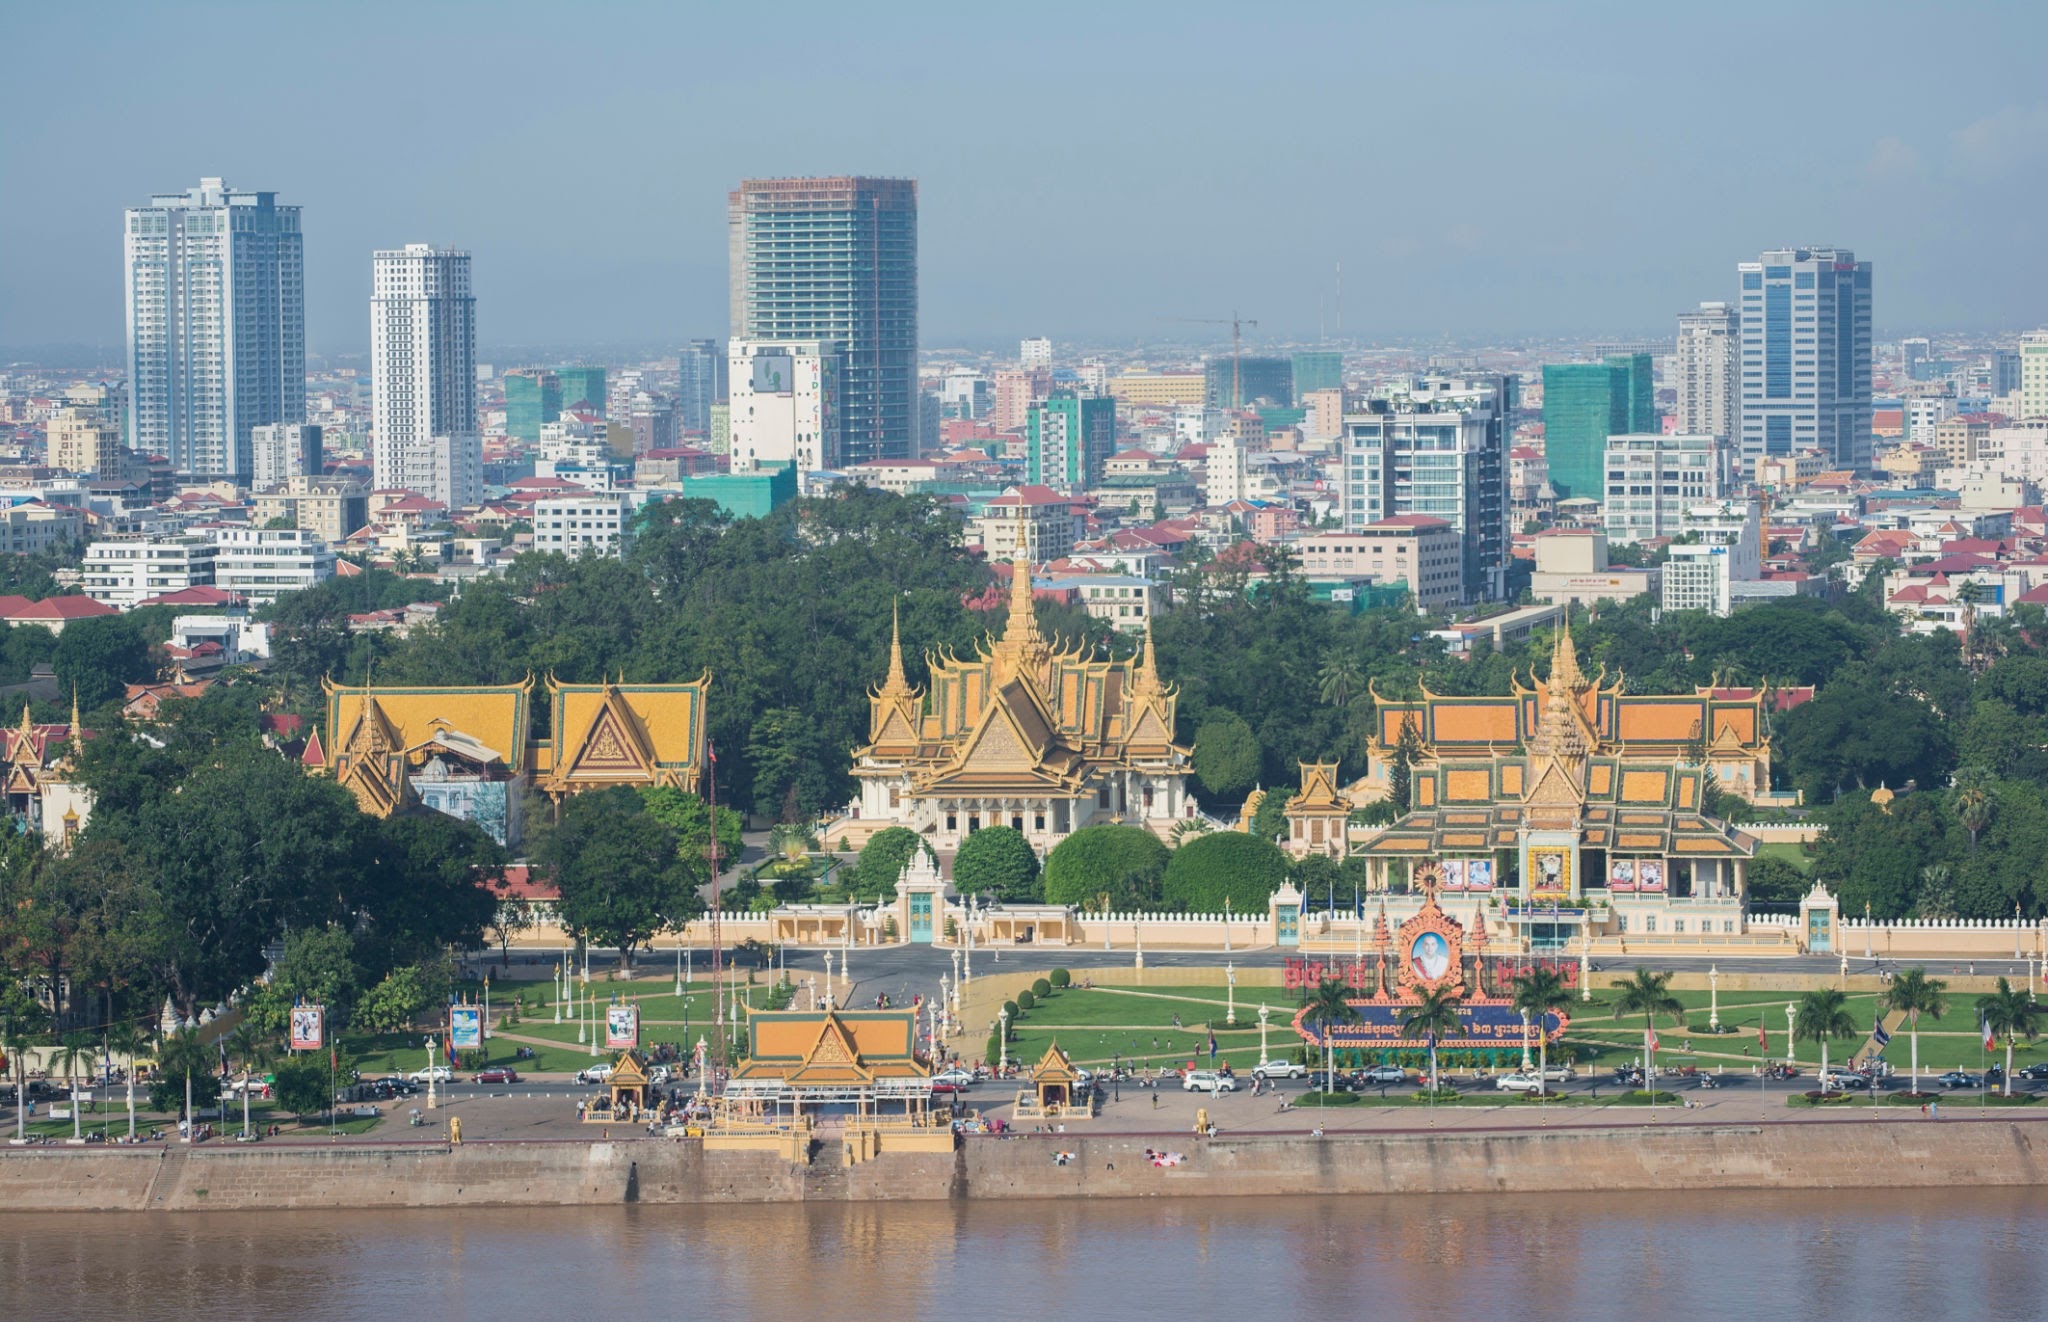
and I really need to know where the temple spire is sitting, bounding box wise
[1134,618,1161,697]
[881,599,911,695]
[1548,616,1586,693]
[69,685,81,752]
[993,557,1049,679]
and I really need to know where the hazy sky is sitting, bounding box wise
[5,1,2046,357]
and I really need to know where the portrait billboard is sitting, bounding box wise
[289,1005,324,1051]
[1439,859,1466,890]
[750,353,796,395]
[449,1005,483,1050]
[1465,859,1494,890]
[606,1004,640,1049]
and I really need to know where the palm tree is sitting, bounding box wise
[1511,968,1573,1094]
[225,1024,276,1137]
[103,1020,148,1140]
[1316,651,1364,709]
[1976,978,2043,1098]
[1609,968,1686,1087]
[1956,578,1983,671]
[1,1016,37,1140]
[1400,987,1466,1093]
[1304,977,1360,1093]
[53,1030,96,1141]
[1883,966,1948,1093]
[1952,781,1993,857]
[1793,988,1858,1091]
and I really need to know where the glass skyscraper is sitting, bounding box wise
[1541,355,1651,502]
[678,338,725,436]
[728,177,919,464]
[124,177,304,478]
[1737,246,1872,472]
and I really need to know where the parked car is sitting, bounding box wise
[1182,1070,1237,1093]
[2017,1062,2048,1081]
[1536,1063,1576,1082]
[408,1064,453,1084]
[575,1063,615,1085]
[1937,1071,1983,1090]
[1252,1059,1307,1081]
[1356,1064,1409,1086]
[931,1068,976,1089]
[1495,1073,1549,1094]
[381,1075,420,1096]
[474,1067,519,1085]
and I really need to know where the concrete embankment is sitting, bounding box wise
[4,1119,2040,1212]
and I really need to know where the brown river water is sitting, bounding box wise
[1,1188,2041,1319]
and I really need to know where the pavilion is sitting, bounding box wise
[724,1007,933,1121]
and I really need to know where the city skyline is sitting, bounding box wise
[7,3,2048,355]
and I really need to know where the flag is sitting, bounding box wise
[1758,1023,1769,1052]
[1647,1026,1659,1053]
[1872,1016,1892,1049]
[708,742,718,764]
[1983,1016,1997,1051]
[1207,1030,1217,1061]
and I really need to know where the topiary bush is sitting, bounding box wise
[1031,977,1052,998]
[1044,824,1170,907]
[1299,1091,1361,1106]
[1161,831,1289,913]
[1050,968,1072,989]
[985,1035,1003,1066]
[1016,989,1036,1011]
[1001,999,1020,1022]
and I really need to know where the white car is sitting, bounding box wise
[408,1064,453,1084]
[1536,1063,1576,1082]
[575,1063,615,1085]
[1252,1059,1307,1080]
[1182,1070,1237,1093]
[931,1068,976,1089]
[1495,1073,1549,1094]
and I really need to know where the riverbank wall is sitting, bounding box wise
[4,1117,2042,1212]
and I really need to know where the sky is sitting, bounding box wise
[5,0,2047,358]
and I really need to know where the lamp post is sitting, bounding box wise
[1864,902,1873,960]
[589,988,600,1057]
[1706,964,1721,1031]
[999,1009,1010,1070]
[730,1002,740,1058]
[1520,1010,1533,1072]
[1579,922,1592,1002]
[1226,963,1237,1026]
[425,1037,438,1111]
[574,963,585,1043]
[675,939,683,999]
[951,947,961,993]
[1786,1003,1798,1066]
[1223,896,1232,953]
[1258,1004,1271,1064]
[553,958,563,1024]
[1134,927,1144,970]
[2018,903,2026,962]
[482,973,491,1041]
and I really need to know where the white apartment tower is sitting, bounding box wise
[1675,302,1737,443]
[1020,337,1053,369]
[124,178,304,480]
[2020,330,2048,421]
[370,244,480,509]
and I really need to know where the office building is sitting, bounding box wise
[1340,376,1509,601]
[211,526,336,604]
[1675,302,1737,442]
[1027,393,1115,492]
[124,177,304,479]
[1602,433,1730,544]
[2022,331,2048,420]
[46,408,125,476]
[729,176,919,464]
[504,370,562,441]
[1661,501,1762,618]
[250,422,322,489]
[1292,351,1343,396]
[1542,356,1652,500]
[677,340,724,434]
[1206,355,1292,409]
[370,244,480,508]
[558,365,607,417]
[1737,246,1873,472]
[1294,516,1463,611]
[1906,396,1956,447]
[626,392,678,454]
[727,339,841,485]
[532,491,633,557]
[80,535,219,608]
[1206,434,1246,508]
[1992,348,2022,398]
[1020,337,1052,369]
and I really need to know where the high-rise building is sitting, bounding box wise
[1206,355,1293,409]
[677,340,724,434]
[250,422,323,489]
[558,365,607,417]
[124,177,304,479]
[2020,331,2048,420]
[1738,246,1873,472]
[729,176,918,464]
[728,339,841,486]
[1341,376,1510,602]
[1991,348,2022,398]
[993,367,1049,433]
[1675,303,1737,443]
[626,392,678,454]
[370,244,480,508]
[1027,393,1116,492]
[1602,433,1730,544]
[1292,351,1343,396]
[46,408,125,476]
[1020,337,1052,369]
[1541,361,1634,501]
[504,370,562,441]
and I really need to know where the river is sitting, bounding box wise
[2,1188,2039,1319]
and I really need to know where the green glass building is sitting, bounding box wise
[504,369,561,442]
[1291,351,1342,396]
[1541,355,1655,500]
[1205,355,1293,408]
[1027,393,1116,490]
[558,365,607,416]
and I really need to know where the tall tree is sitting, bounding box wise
[1977,977,2043,1098]
[1792,988,1858,1091]
[952,826,1041,904]
[1882,966,1948,1092]
[540,787,702,971]
[1305,977,1360,1092]
[1609,968,1686,1085]
[1399,987,1465,1092]
[1510,967,1573,1093]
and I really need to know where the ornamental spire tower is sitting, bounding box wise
[992,558,1050,680]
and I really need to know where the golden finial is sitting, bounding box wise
[69,685,81,752]
[1134,618,1161,697]
[883,599,911,693]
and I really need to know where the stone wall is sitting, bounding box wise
[6,1119,2043,1212]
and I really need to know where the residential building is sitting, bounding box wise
[1019,337,1052,369]
[80,535,219,608]
[2020,330,2048,420]
[1906,395,1956,447]
[1542,355,1653,501]
[503,369,561,441]
[677,341,722,435]
[1602,433,1730,544]
[532,491,633,557]
[1027,393,1115,492]
[977,485,1074,561]
[1661,500,1762,617]
[1205,435,1246,508]
[211,526,335,603]
[124,177,304,479]
[1341,376,1510,600]
[0,501,86,555]
[1206,355,1292,409]
[728,339,841,485]
[1292,351,1342,397]
[1675,302,1737,442]
[1107,372,1206,407]
[1737,246,1873,472]
[1301,388,1345,441]
[1935,414,1996,467]
[992,367,1049,433]
[625,392,678,454]
[1042,571,1155,633]
[46,408,124,476]
[729,176,918,464]
[1293,517,1462,611]
[370,244,480,508]
[252,477,368,544]
[250,422,322,488]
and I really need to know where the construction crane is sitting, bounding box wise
[1164,311,1258,409]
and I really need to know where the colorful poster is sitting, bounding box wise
[1610,860,1636,892]
[289,1006,324,1051]
[1530,847,1572,896]
[1638,861,1665,891]
[1439,859,1466,891]
[1466,859,1494,890]
[449,1005,483,1050]
[606,1004,639,1049]
[1410,932,1452,981]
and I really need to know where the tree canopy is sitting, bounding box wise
[952,825,1041,903]
[1042,824,1169,909]
[1160,831,1288,913]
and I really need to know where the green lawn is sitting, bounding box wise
[1754,841,1813,872]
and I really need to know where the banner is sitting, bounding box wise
[449,1005,483,1050]
[1465,859,1494,891]
[289,1005,325,1051]
[606,1003,640,1050]
[1439,860,1467,891]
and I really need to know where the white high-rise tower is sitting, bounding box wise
[124,178,304,480]
[370,244,479,508]
[1675,302,1738,446]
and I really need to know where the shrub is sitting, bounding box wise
[1043,824,1170,907]
[1300,1091,1361,1106]
[1001,1000,1020,1022]
[1614,1090,1682,1105]
[984,1035,1003,1066]
[1016,989,1036,1011]
[1050,968,1072,989]
[1031,977,1052,998]
[1161,831,1289,913]
[1410,1087,1461,1103]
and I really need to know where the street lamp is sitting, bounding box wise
[2019,903,2026,962]
[1226,963,1237,1026]
[998,1009,1010,1069]
[1258,1004,1271,1064]
[425,1036,438,1111]
[1708,965,1721,1032]
[482,973,491,1041]
[575,965,586,1044]
[1786,1003,1798,1066]
[1579,922,1593,1003]
[1864,902,1872,961]
[1520,1010,1533,1072]
[1223,896,1233,952]
[675,938,683,999]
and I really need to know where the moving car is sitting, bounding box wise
[1182,1070,1237,1093]
[931,1068,976,1089]
[474,1067,519,1084]
[2017,1062,2048,1081]
[574,1063,615,1085]
[1937,1071,1983,1090]
[1252,1059,1307,1080]
[1819,1069,1870,1091]
[1495,1073,1549,1094]
[1356,1064,1408,1086]
[1536,1063,1576,1082]
[408,1064,453,1084]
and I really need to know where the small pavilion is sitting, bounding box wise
[1032,1043,1079,1111]
[583,1051,651,1123]
[724,1007,933,1123]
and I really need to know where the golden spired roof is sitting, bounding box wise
[881,600,913,698]
[991,557,1051,682]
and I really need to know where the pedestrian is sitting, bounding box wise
[1152,1091,1160,1110]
